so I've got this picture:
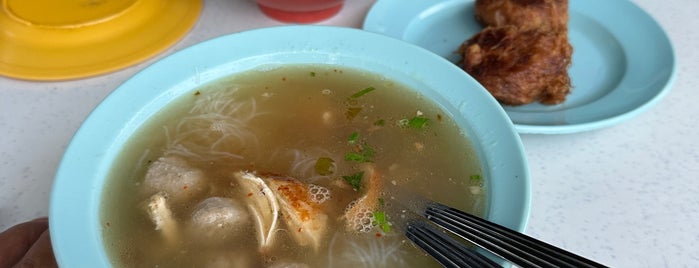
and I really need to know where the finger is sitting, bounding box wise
[13,229,57,268]
[0,218,49,268]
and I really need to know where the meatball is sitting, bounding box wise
[143,156,206,202]
[190,197,250,240]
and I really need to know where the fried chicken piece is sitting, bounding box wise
[343,164,382,233]
[234,171,280,251]
[265,176,329,251]
[460,0,572,105]
[459,25,572,105]
[143,192,178,244]
[475,0,569,32]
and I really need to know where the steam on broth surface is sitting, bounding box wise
[101,64,485,267]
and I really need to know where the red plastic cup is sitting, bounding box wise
[255,0,344,23]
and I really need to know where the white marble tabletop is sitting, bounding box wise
[1,0,697,267]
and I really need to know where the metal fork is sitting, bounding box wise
[404,201,608,268]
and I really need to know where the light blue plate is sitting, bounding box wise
[50,26,530,267]
[363,0,677,134]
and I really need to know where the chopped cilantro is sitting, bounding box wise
[373,197,391,232]
[310,71,316,77]
[345,131,376,163]
[398,116,430,129]
[470,174,482,181]
[374,119,385,126]
[408,116,429,129]
[361,144,376,160]
[344,152,365,162]
[373,211,391,233]
[345,132,375,163]
[314,157,336,176]
[350,87,376,98]
[348,132,360,144]
[345,142,375,163]
[470,174,482,185]
[342,171,364,191]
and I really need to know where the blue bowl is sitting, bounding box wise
[50,26,530,267]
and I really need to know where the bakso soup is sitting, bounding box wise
[101,64,486,267]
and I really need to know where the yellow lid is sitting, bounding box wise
[0,0,202,80]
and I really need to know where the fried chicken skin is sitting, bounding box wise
[459,26,572,105]
[475,0,569,32]
[459,0,572,105]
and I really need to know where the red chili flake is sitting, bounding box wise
[247,192,253,197]
[183,185,189,190]
[297,227,303,232]
[375,233,382,238]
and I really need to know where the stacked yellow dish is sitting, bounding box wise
[0,0,201,80]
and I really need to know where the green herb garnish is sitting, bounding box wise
[373,211,391,233]
[470,174,481,182]
[407,116,430,129]
[373,198,391,233]
[360,143,376,160]
[314,157,336,175]
[310,71,316,77]
[345,132,375,162]
[342,171,364,191]
[398,116,431,129]
[344,152,365,162]
[350,87,376,98]
[374,119,385,126]
[345,142,375,163]
[348,132,360,144]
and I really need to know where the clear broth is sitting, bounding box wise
[101,64,485,267]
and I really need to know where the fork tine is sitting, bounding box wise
[388,184,607,268]
[406,220,502,268]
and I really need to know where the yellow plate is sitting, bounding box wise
[0,0,202,80]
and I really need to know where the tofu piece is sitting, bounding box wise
[144,156,206,202]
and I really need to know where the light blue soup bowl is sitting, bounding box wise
[50,26,530,267]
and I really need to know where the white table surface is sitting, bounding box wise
[2,0,697,267]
